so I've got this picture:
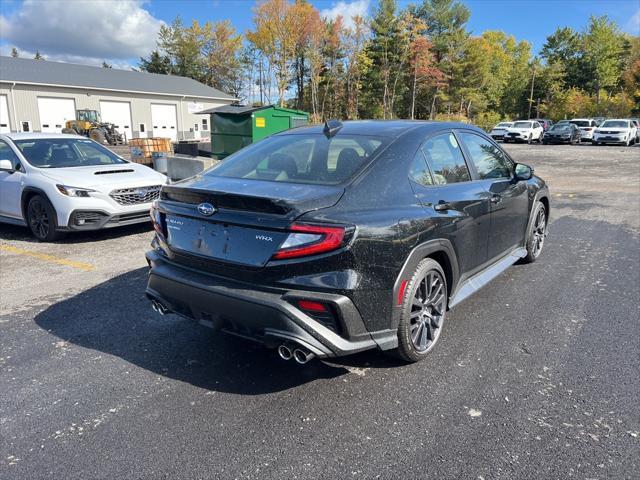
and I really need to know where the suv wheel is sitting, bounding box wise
[523,202,547,263]
[393,258,447,362]
[27,195,64,242]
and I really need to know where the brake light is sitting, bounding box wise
[272,223,346,260]
[150,201,166,238]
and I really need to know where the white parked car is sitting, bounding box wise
[593,119,638,146]
[489,122,513,141]
[569,118,598,142]
[0,133,167,241]
[503,120,544,143]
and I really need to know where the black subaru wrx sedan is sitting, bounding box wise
[146,121,549,363]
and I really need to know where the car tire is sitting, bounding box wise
[527,135,532,144]
[522,201,547,263]
[392,258,447,363]
[27,195,64,242]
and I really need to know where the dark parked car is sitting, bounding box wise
[534,118,554,131]
[146,121,550,364]
[542,123,581,144]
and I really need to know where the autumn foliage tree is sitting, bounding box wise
[139,1,638,124]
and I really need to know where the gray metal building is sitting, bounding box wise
[0,56,236,142]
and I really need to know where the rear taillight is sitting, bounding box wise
[272,223,346,260]
[150,201,166,238]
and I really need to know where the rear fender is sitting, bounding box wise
[391,239,459,330]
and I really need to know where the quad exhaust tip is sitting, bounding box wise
[278,344,316,364]
[278,344,293,361]
[151,300,169,315]
[293,348,315,364]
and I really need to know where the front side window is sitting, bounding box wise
[0,140,20,168]
[459,132,512,180]
[14,138,127,168]
[421,133,470,185]
[208,134,386,185]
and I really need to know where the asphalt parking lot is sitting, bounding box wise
[1,142,639,479]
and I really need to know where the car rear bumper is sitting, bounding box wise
[144,250,382,358]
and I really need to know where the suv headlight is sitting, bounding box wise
[56,184,95,197]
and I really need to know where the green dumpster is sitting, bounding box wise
[199,105,309,159]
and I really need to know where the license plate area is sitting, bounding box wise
[165,214,286,267]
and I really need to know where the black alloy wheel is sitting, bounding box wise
[523,202,547,263]
[27,195,63,241]
[409,270,446,352]
[393,258,448,362]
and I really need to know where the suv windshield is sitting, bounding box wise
[14,138,127,168]
[207,134,387,185]
[600,120,629,128]
[513,121,532,128]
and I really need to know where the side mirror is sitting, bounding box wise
[0,159,14,172]
[514,163,533,181]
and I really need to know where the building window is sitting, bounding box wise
[139,123,146,133]
[202,118,208,130]
[194,123,199,131]
[21,121,32,132]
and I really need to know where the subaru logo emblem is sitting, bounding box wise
[197,202,216,216]
[136,188,147,199]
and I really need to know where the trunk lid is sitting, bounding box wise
[159,176,344,267]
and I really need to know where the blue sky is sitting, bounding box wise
[0,0,638,68]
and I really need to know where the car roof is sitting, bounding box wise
[278,120,485,138]
[602,118,631,122]
[1,132,85,141]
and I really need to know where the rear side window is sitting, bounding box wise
[421,133,470,184]
[459,132,512,179]
[208,134,386,185]
[409,149,434,186]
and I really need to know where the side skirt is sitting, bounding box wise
[0,214,27,227]
[449,247,527,308]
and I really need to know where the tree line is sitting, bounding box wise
[138,0,640,128]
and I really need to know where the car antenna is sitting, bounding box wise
[323,119,343,138]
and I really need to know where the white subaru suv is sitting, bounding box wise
[0,133,167,241]
[503,120,544,143]
[592,119,637,146]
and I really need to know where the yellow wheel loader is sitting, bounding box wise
[62,109,125,145]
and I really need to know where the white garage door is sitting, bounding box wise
[38,97,76,133]
[0,95,10,133]
[151,104,177,141]
[100,101,132,139]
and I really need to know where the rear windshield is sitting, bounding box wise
[570,120,589,127]
[513,121,532,128]
[14,138,127,168]
[495,123,512,128]
[207,134,387,185]
[600,120,629,128]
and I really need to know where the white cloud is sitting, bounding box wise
[321,0,369,30]
[0,0,163,65]
[624,9,640,35]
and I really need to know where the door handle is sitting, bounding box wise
[433,201,451,212]
[490,194,502,204]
